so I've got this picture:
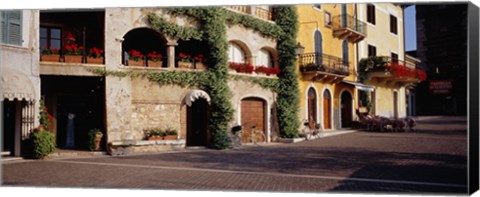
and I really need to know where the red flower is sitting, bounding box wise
[147,51,163,62]
[48,114,53,119]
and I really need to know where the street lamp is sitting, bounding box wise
[295,42,305,56]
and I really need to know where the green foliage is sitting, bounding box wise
[359,91,372,112]
[32,130,56,159]
[231,75,279,92]
[146,13,202,41]
[88,128,103,151]
[39,99,49,131]
[274,6,300,138]
[357,56,390,83]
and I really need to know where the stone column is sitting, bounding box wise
[167,41,178,69]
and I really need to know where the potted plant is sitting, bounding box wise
[163,128,178,140]
[88,128,103,151]
[41,47,60,62]
[64,43,84,63]
[87,47,104,64]
[147,51,163,68]
[127,50,145,67]
[177,52,193,69]
[146,127,165,141]
[194,54,207,69]
[228,62,255,74]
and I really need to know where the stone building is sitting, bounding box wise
[38,6,280,155]
[1,10,41,157]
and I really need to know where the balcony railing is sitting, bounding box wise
[299,53,351,83]
[358,56,426,86]
[255,7,273,21]
[225,6,250,14]
[332,14,367,43]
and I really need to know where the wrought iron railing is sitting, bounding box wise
[299,53,350,76]
[332,14,367,36]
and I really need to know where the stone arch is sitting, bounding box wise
[122,27,168,66]
[228,40,252,64]
[256,46,278,68]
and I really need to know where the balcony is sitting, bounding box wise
[299,53,351,84]
[332,14,367,43]
[359,56,427,87]
[225,6,274,22]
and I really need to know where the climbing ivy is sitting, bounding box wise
[274,6,300,138]
[230,75,279,92]
[146,13,202,41]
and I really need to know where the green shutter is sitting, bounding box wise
[1,11,6,44]
[7,10,22,45]
[0,11,22,45]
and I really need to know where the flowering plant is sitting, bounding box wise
[41,47,59,55]
[128,50,144,61]
[147,51,163,62]
[194,54,207,63]
[255,66,281,76]
[178,52,192,62]
[65,44,84,55]
[88,47,104,58]
[389,63,427,81]
[228,62,255,74]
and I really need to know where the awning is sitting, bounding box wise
[2,70,36,101]
[341,80,375,92]
[184,89,211,107]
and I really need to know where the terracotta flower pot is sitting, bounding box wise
[178,62,193,69]
[147,136,162,141]
[195,62,207,69]
[163,135,177,140]
[148,60,163,68]
[41,54,60,62]
[128,59,144,67]
[64,55,83,63]
[87,57,104,64]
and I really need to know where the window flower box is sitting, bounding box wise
[147,51,163,68]
[41,54,60,62]
[87,57,104,64]
[178,62,193,69]
[87,47,104,64]
[128,50,145,67]
[148,60,163,68]
[64,55,83,63]
[128,60,144,67]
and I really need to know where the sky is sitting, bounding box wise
[404,5,417,52]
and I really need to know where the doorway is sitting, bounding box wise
[341,91,353,128]
[186,98,209,147]
[307,88,317,127]
[323,90,332,129]
[393,91,398,119]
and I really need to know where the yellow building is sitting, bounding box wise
[295,4,370,130]
[356,3,420,119]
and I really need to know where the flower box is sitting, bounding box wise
[41,54,60,62]
[147,136,163,141]
[148,60,163,68]
[178,62,193,69]
[64,55,83,63]
[195,62,207,70]
[87,57,104,64]
[128,60,144,67]
[163,135,178,140]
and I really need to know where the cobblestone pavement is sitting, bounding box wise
[1,116,468,194]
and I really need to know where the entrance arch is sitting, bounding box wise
[340,91,353,128]
[323,89,332,129]
[307,88,317,127]
[240,97,266,137]
[185,90,211,147]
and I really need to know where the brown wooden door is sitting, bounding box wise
[241,98,265,134]
[307,88,317,127]
[341,91,353,128]
[323,90,331,129]
[393,91,398,119]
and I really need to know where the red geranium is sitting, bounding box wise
[65,44,83,55]
[128,50,144,61]
[88,47,104,58]
[147,51,163,62]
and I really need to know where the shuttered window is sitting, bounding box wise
[367,4,375,25]
[1,10,22,46]
[390,15,398,34]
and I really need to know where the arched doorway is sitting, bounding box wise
[307,88,317,126]
[341,91,353,128]
[323,89,332,129]
[241,98,266,138]
[186,97,209,147]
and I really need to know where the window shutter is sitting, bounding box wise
[7,11,22,45]
[1,11,6,43]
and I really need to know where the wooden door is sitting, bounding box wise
[323,90,331,129]
[241,98,265,135]
[341,91,353,128]
[393,91,398,119]
[307,88,317,128]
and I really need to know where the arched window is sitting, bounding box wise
[307,88,317,126]
[341,4,347,27]
[228,42,246,63]
[256,49,273,68]
[314,30,322,65]
[342,40,349,67]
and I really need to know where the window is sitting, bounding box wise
[324,12,332,27]
[368,45,376,57]
[390,15,398,34]
[342,40,349,67]
[367,4,375,25]
[40,27,62,51]
[391,52,398,62]
[314,30,323,64]
[228,42,246,63]
[313,4,321,10]
[256,49,273,68]
[1,10,22,46]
